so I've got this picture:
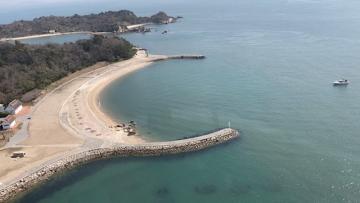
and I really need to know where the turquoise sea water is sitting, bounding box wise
[14,0,360,202]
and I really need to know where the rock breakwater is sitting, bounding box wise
[0,128,239,202]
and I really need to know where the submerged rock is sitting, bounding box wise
[261,182,283,193]
[155,187,170,197]
[229,183,252,195]
[194,185,217,195]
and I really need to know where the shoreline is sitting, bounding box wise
[0,50,238,202]
[88,53,207,142]
[0,51,158,195]
[60,50,168,145]
[86,51,158,143]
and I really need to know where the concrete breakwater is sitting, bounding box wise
[0,128,239,202]
[168,55,206,59]
[153,55,206,62]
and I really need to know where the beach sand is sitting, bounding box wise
[0,50,166,187]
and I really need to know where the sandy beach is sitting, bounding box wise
[61,50,167,145]
[0,48,238,202]
[0,50,166,188]
[0,49,217,203]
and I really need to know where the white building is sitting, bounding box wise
[49,30,56,34]
[117,25,128,33]
[5,99,23,115]
[161,18,175,24]
[0,115,16,130]
[168,17,175,23]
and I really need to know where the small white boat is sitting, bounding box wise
[333,79,349,86]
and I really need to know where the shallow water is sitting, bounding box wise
[15,0,360,202]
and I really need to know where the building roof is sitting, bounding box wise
[7,99,22,109]
[4,115,16,124]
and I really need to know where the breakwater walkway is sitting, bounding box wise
[0,128,239,202]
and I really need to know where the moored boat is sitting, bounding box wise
[333,79,349,86]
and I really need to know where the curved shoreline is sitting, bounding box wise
[87,53,207,143]
[86,52,159,143]
[59,50,168,145]
[0,51,239,202]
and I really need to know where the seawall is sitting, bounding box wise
[0,128,239,202]
[152,55,206,62]
[168,55,206,59]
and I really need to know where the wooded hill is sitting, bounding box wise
[0,35,136,103]
[0,10,174,38]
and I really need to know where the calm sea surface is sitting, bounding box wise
[14,0,360,202]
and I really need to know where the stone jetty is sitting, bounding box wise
[153,55,206,62]
[168,55,206,59]
[0,128,239,202]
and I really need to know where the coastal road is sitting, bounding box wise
[1,113,30,149]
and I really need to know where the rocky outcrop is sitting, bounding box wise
[150,12,176,24]
[0,128,239,202]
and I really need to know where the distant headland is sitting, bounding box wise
[0,10,178,39]
[0,10,180,104]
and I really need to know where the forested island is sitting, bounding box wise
[0,10,175,38]
[0,35,136,103]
